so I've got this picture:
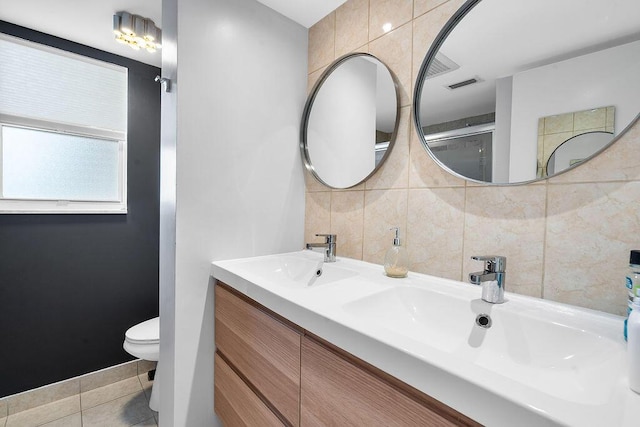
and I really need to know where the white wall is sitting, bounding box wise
[160,0,307,425]
[508,40,640,182]
[307,58,376,188]
[493,76,512,182]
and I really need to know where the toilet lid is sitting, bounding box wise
[125,317,159,345]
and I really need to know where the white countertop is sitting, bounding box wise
[211,251,640,427]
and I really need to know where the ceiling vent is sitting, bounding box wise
[426,52,460,79]
[447,78,478,90]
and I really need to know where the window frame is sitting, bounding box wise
[0,34,128,214]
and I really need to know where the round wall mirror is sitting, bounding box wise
[413,0,640,184]
[301,53,400,189]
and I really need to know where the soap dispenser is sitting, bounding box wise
[384,227,409,278]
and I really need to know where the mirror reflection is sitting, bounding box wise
[414,0,640,184]
[302,53,399,189]
[538,107,615,177]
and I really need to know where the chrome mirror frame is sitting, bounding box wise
[301,53,401,189]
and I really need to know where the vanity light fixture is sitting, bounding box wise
[113,12,162,53]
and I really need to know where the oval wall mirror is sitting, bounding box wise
[301,53,400,189]
[413,0,640,184]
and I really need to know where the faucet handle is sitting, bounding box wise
[471,255,506,273]
[315,233,336,243]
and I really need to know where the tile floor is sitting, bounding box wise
[0,373,157,427]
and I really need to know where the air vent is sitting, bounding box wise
[447,78,478,90]
[426,52,460,79]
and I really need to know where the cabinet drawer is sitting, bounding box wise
[301,336,479,427]
[215,283,301,426]
[215,352,285,427]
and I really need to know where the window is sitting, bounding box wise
[0,33,128,213]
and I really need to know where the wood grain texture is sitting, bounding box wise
[301,336,478,427]
[215,284,301,426]
[214,352,285,427]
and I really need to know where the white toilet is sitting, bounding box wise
[123,317,160,411]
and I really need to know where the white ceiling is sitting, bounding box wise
[0,0,344,68]
[255,0,345,28]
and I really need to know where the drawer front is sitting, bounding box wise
[215,352,285,427]
[301,336,477,427]
[215,284,301,426]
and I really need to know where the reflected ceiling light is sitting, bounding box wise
[382,23,393,33]
[113,12,162,53]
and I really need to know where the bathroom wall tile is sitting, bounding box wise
[330,191,365,260]
[414,0,450,17]
[408,127,466,188]
[307,67,325,96]
[363,189,408,265]
[81,391,153,427]
[369,23,413,107]
[81,377,142,410]
[407,188,465,280]
[369,0,413,41]
[335,0,369,57]
[6,395,79,427]
[412,0,466,84]
[137,360,157,376]
[304,168,330,193]
[574,107,607,131]
[80,361,137,393]
[366,107,410,190]
[544,182,640,315]
[606,106,615,130]
[544,113,574,134]
[0,398,7,419]
[308,12,336,73]
[305,191,332,244]
[543,131,573,160]
[548,122,640,183]
[463,185,547,298]
[39,412,81,427]
[7,378,79,415]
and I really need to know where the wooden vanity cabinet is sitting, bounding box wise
[300,336,479,427]
[214,282,479,427]
[215,283,301,426]
[214,352,284,427]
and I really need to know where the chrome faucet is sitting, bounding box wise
[469,255,506,304]
[306,234,337,262]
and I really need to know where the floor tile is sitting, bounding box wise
[1,417,6,427]
[8,379,79,415]
[137,375,153,404]
[81,391,153,427]
[80,362,137,393]
[81,377,142,410]
[5,395,80,427]
[131,417,157,427]
[39,413,81,427]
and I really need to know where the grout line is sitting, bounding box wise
[540,182,550,299]
[460,183,469,281]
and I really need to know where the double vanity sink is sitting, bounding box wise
[211,251,640,426]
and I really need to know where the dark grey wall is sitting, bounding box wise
[0,21,160,397]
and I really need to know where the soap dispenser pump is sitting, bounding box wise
[384,227,409,278]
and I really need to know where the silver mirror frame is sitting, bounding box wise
[301,53,401,189]
[412,0,640,186]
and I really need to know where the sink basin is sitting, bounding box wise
[342,285,625,405]
[212,252,638,426]
[218,250,358,287]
